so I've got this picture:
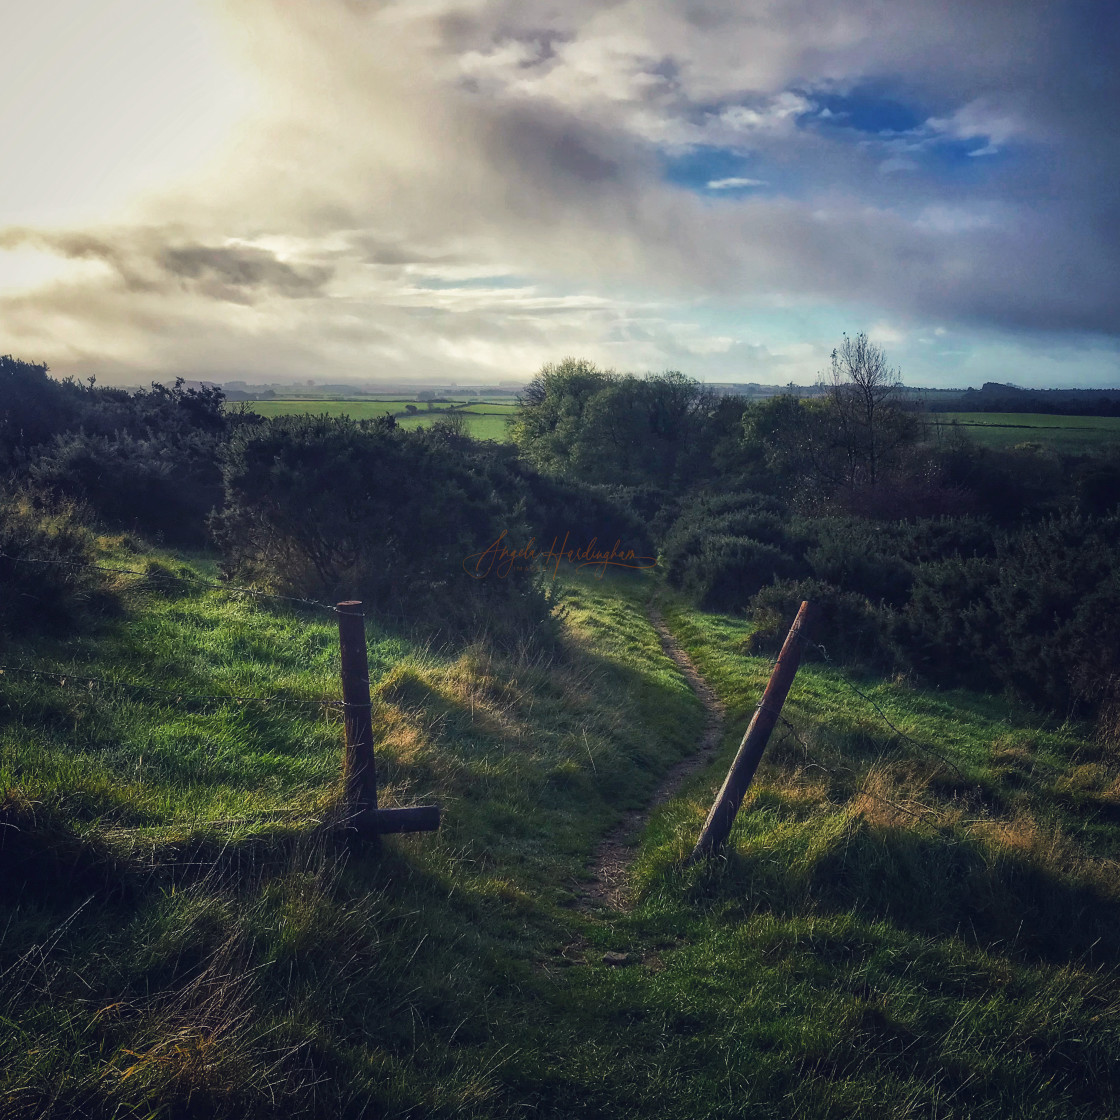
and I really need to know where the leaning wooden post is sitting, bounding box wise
[337,601,379,824]
[690,601,817,862]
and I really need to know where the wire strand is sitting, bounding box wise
[0,550,341,613]
[804,637,964,776]
[0,664,344,712]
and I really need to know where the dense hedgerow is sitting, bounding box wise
[656,479,1120,735]
[737,514,1120,737]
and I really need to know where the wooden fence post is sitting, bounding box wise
[337,601,379,823]
[689,600,817,862]
[336,600,441,836]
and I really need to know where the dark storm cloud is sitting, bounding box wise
[0,227,332,303]
[158,244,332,301]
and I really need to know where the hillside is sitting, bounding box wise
[2,544,1117,1118]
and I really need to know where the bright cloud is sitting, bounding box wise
[706,178,768,190]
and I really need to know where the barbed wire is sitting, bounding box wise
[772,714,947,826]
[98,807,330,837]
[0,550,341,614]
[0,663,346,713]
[799,634,965,777]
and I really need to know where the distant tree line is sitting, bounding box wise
[926,382,1120,416]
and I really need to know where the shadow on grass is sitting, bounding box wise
[690,818,1120,966]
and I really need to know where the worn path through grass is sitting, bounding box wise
[582,605,726,911]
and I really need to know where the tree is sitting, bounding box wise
[741,333,926,509]
[509,359,726,488]
[824,332,911,489]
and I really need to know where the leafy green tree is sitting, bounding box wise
[510,359,727,489]
[509,358,615,477]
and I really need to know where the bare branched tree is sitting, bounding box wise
[825,332,906,488]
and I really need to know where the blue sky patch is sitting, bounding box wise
[662,146,775,194]
[811,87,928,135]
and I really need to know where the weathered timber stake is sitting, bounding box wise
[690,600,817,861]
[336,601,441,836]
[337,601,380,823]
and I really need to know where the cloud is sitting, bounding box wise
[0,227,332,303]
[158,244,332,302]
[706,177,767,190]
[1,0,1118,385]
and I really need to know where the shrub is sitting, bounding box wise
[521,473,656,562]
[746,578,897,670]
[0,491,110,634]
[0,355,77,467]
[895,555,1001,689]
[672,536,800,612]
[212,414,554,641]
[29,428,223,544]
[895,515,1120,721]
[661,491,796,594]
[803,521,914,608]
[2,359,230,543]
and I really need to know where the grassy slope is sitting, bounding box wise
[935,412,1120,453]
[2,551,1118,1118]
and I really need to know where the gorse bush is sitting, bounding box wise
[671,535,799,613]
[212,414,556,641]
[0,490,111,634]
[29,427,223,543]
[0,356,79,465]
[732,512,1120,737]
[1,356,230,543]
[518,471,657,562]
[803,523,914,609]
[746,577,896,669]
[889,516,1120,719]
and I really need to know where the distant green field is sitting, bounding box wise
[396,411,512,440]
[238,398,516,441]
[238,399,411,419]
[935,412,1120,453]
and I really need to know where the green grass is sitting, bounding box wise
[240,399,516,441]
[2,550,1118,1117]
[396,411,512,440]
[934,412,1120,453]
[240,399,414,419]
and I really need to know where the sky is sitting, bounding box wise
[1,0,1118,388]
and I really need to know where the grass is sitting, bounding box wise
[934,412,1120,453]
[2,547,1118,1117]
[240,399,517,441]
[395,412,512,441]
